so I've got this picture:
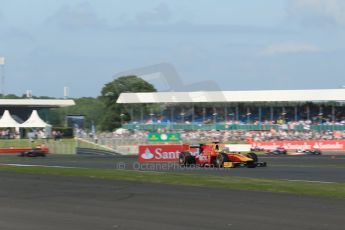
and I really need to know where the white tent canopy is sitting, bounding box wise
[0,110,20,128]
[19,110,52,128]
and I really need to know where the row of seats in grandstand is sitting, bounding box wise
[138,114,344,124]
[122,123,345,131]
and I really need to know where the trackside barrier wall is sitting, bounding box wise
[116,145,139,155]
[139,141,345,163]
[251,140,345,151]
[79,136,146,149]
[46,141,76,154]
[76,147,119,156]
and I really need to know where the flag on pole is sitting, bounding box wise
[0,57,5,65]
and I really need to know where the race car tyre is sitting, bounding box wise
[216,153,230,168]
[246,152,258,163]
[211,158,217,167]
[246,152,258,168]
[313,150,322,155]
[179,152,187,166]
[188,154,196,165]
[247,162,257,168]
[179,152,194,166]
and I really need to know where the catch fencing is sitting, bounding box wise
[45,141,77,155]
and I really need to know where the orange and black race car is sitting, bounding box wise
[179,143,267,168]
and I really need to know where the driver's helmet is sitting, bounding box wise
[221,147,229,153]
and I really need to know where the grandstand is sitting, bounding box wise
[117,89,345,131]
[0,99,75,122]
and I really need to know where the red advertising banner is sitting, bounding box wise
[0,147,49,154]
[139,144,195,162]
[251,140,345,151]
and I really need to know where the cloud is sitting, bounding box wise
[135,3,172,25]
[46,2,107,30]
[261,41,321,56]
[0,27,35,42]
[115,3,293,35]
[114,22,292,36]
[287,0,345,27]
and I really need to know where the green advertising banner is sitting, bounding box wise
[148,133,181,143]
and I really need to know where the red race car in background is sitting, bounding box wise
[267,147,287,155]
[18,147,48,157]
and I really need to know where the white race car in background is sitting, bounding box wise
[289,149,322,155]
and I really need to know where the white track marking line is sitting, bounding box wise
[286,179,338,184]
[0,163,80,169]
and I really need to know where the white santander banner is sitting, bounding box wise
[251,140,345,151]
[138,144,186,162]
[138,144,198,162]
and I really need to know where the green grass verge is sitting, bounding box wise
[0,165,344,199]
[0,139,47,148]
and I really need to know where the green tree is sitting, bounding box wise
[99,75,156,131]
[67,97,105,129]
[44,97,105,128]
[38,108,63,126]
[2,94,21,99]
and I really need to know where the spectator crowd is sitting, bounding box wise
[77,128,345,144]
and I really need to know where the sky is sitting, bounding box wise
[1,0,345,98]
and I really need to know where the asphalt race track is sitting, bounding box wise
[1,153,345,182]
[0,154,345,229]
[0,172,344,230]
